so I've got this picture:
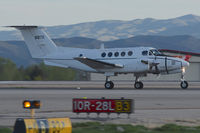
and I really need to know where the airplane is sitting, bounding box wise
[8,26,190,89]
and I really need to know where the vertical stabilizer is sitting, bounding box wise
[9,26,57,58]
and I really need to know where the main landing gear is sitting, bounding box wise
[105,76,114,89]
[104,73,188,89]
[104,75,144,89]
[134,76,143,89]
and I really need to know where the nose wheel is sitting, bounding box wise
[180,69,188,89]
[180,81,188,89]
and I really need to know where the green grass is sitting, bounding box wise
[0,127,12,133]
[2,123,200,133]
[72,122,200,133]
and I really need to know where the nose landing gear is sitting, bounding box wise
[180,70,188,89]
[180,81,188,89]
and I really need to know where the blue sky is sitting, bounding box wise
[0,0,200,27]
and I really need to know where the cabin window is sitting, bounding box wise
[114,52,119,57]
[121,52,126,56]
[101,52,106,57]
[108,52,113,57]
[142,51,148,56]
[128,51,133,56]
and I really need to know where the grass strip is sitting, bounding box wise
[72,122,200,133]
[1,122,200,133]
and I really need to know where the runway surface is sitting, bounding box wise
[0,81,200,89]
[0,81,200,127]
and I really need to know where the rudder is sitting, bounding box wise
[9,26,57,58]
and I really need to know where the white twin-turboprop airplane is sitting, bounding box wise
[8,26,190,89]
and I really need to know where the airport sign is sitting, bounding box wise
[13,117,72,133]
[73,98,133,113]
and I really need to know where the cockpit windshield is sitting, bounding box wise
[149,49,164,56]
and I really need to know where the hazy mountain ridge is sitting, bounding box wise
[1,35,200,67]
[0,41,40,67]
[1,14,200,41]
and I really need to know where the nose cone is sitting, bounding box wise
[182,60,190,67]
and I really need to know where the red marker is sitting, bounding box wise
[184,55,191,62]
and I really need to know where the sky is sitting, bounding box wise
[0,0,200,28]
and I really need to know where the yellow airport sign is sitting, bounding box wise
[13,117,72,133]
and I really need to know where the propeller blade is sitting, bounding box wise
[141,60,160,74]
[151,62,160,66]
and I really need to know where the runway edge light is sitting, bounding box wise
[23,101,31,108]
[23,100,41,109]
[32,100,41,109]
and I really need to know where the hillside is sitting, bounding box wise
[105,35,200,52]
[1,14,200,41]
[0,41,40,67]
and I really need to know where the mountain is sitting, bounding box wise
[105,35,200,52]
[53,37,102,49]
[0,41,40,67]
[54,35,200,53]
[1,35,200,67]
[1,14,200,41]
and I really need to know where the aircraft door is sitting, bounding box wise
[163,57,176,74]
[164,57,170,73]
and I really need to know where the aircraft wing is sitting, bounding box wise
[74,57,124,69]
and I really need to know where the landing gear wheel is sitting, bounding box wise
[105,81,114,89]
[134,81,143,89]
[180,81,188,89]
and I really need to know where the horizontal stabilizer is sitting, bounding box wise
[7,26,39,29]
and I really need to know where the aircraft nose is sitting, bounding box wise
[182,60,190,67]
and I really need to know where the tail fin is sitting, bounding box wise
[8,26,57,58]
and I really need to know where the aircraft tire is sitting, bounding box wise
[134,81,143,89]
[180,81,188,89]
[105,81,114,89]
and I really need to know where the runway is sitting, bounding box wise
[0,81,200,89]
[0,81,200,127]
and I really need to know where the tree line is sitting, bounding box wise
[0,57,90,81]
